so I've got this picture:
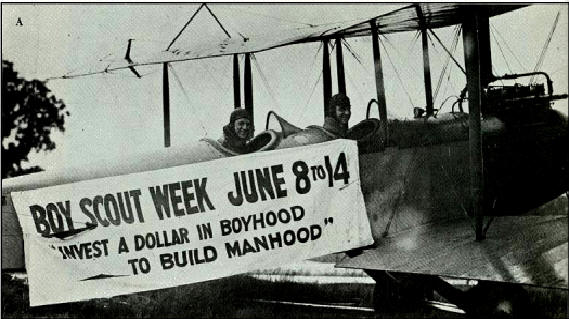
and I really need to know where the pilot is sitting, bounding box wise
[323,93,352,138]
[220,108,253,154]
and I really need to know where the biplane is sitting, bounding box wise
[2,3,567,317]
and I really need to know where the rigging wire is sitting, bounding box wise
[426,31,439,52]
[329,40,336,52]
[406,30,421,53]
[298,42,325,120]
[490,27,513,74]
[378,35,416,108]
[250,53,284,114]
[300,69,323,121]
[427,27,466,76]
[425,32,444,102]
[426,31,447,107]
[438,29,463,100]
[341,39,374,100]
[381,32,436,109]
[381,34,418,78]
[168,64,209,137]
[432,26,460,105]
[493,66,506,86]
[345,70,366,108]
[437,95,461,113]
[530,9,560,83]
[442,63,460,100]
[490,23,526,72]
[336,40,366,104]
[219,55,233,84]
[444,26,463,95]
[342,39,366,70]
[285,42,321,120]
[166,4,206,51]
[167,3,232,52]
[203,4,232,39]
[310,41,325,70]
[198,59,230,93]
[342,39,377,107]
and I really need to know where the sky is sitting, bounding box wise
[2,3,568,172]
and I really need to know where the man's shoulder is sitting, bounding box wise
[305,125,339,139]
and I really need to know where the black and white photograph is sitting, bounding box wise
[1,2,568,318]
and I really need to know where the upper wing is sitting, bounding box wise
[54,4,525,79]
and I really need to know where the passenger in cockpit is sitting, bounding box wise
[323,93,352,138]
[219,108,253,154]
[270,93,353,149]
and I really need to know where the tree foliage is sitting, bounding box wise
[2,60,69,178]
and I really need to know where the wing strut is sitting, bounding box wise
[335,38,346,95]
[322,39,332,117]
[244,53,254,134]
[233,54,241,108]
[370,20,388,140]
[463,12,485,241]
[478,13,493,87]
[163,62,171,148]
[415,5,434,117]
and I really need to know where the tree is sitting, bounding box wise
[2,60,69,178]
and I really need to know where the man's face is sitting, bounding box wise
[234,118,251,139]
[335,103,351,125]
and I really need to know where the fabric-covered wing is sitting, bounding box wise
[55,4,524,79]
[337,215,568,289]
[339,3,525,37]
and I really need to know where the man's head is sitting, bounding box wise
[327,93,351,125]
[229,108,252,140]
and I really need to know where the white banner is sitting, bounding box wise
[12,140,373,306]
